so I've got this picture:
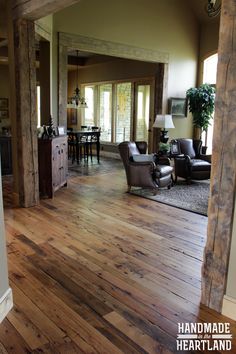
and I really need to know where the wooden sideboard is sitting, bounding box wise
[0,136,12,175]
[38,136,68,198]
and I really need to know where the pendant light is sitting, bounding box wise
[67,50,88,109]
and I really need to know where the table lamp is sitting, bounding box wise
[153,114,175,143]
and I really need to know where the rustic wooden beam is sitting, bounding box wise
[39,41,51,126]
[58,43,68,127]
[201,0,236,312]
[12,0,81,21]
[8,17,39,207]
[152,63,168,152]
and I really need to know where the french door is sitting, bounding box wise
[83,79,154,146]
[134,82,151,142]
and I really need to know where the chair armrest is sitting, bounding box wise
[130,161,155,171]
[199,154,211,163]
[128,162,157,187]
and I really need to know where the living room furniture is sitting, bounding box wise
[67,129,101,163]
[153,114,175,143]
[38,136,68,198]
[0,136,12,175]
[171,138,211,183]
[118,141,173,192]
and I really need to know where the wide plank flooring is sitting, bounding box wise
[1,158,235,353]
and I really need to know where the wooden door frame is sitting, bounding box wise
[58,32,169,152]
[133,79,155,148]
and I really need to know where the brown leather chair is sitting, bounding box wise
[172,138,211,183]
[118,141,173,192]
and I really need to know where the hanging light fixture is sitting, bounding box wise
[206,0,221,17]
[67,50,88,109]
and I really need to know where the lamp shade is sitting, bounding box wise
[153,114,175,129]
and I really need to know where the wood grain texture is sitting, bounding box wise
[1,159,236,353]
[201,0,236,312]
[13,19,39,207]
[58,44,68,128]
[12,0,81,20]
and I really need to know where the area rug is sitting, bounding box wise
[131,180,209,216]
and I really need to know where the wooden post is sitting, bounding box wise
[58,43,68,128]
[39,40,51,125]
[152,63,168,152]
[201,0,236,312]
[8,17,39,207]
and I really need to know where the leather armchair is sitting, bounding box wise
[172,139,211,183]
[118,141,173,192]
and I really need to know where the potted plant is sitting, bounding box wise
[186,83,215,149]
[158,142,170,155]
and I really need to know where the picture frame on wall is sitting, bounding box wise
[169,97,187,117]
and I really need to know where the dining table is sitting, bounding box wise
[67,129,101,163]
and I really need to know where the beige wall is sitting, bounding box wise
[199,21,219,61]
[35,15,58,122]
[0,65,10,132]
[198,21,219,84]
[69,58,158,89]
[54,0,199,139]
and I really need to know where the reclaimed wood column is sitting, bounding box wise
[8,18,39,207]
[58,43,68,127]
[39,40,51,125]
[201,0,236,312]
[152,63,168,152]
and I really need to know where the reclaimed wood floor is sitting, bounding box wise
[0,158,235,353]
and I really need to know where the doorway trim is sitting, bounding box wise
[58,32,169,145]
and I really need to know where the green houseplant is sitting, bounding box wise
[158,142,170,155]
[186,83,215,140]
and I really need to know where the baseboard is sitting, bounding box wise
[222,295,236,320]
[0,288,13,323]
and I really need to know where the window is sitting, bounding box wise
[135,85,150,141]
[202,53,218,154]
[98,84,112,142]
[82,79,151,144]
[84,86,95,126]
[115,82,132,143]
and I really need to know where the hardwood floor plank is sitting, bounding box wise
[1,158,235,353]
[0,319,31,353]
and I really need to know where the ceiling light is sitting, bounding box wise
[67,50,88,109]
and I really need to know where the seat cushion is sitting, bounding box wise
[155,165,173,178]
[190,159,211,171]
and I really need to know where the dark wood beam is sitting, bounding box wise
[12,0,81,21]
[201,0,236,312]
